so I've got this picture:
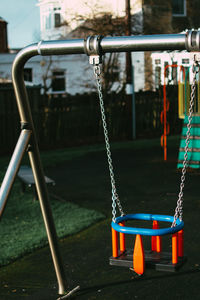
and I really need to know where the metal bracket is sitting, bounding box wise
[186,30,200,52]
[57,285,80,299]
[37,40,43,55]
[84,35,103,65]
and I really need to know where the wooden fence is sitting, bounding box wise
[0,85,182,154]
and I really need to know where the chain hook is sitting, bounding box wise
[84,35,103,66]
[193,53,200,73]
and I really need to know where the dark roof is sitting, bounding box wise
[0,17,8,23]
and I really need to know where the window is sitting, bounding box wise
[155,66,161,88]
[155,59,161,65]
[172,0,186,16]
[24,68,32,82]
[164,61,169,78]
[54,7,62,27]
[172,63,178,85]
[182,58,189,64]
[52,70,66,92]
[54,13,61,27]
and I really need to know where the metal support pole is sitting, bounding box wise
[28,145,67,295]
[125,0,133,139]
[132,66,136,139]
[12,47,67,295]
[0,129,31,217]
[0,30,199,295]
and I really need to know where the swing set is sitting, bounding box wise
[178,65,200,118]
[0,30,200,298]
[161,64,185,161]
[92,42,197,275]
[161,61,200,161]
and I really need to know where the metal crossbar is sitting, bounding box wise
[0,30,200,296]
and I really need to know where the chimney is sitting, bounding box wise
[0,17,8,53]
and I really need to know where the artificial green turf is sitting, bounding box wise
[0,189,104,266]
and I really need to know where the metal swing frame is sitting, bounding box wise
[91,35,199,274]
[0,30,200,296]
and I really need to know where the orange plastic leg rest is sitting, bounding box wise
[151,221,157,251]
[151,221,162,253]
[178,230,184,257]
[172,233,178,264]
[119,222,126,253]
[112,227,118,258]
[133,234,145,275]
[156,234,162,253]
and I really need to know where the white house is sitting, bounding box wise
[151,49,199,90]
[0,0,145,93]
[0,49,145,94]
[36,0,195,93]
[37,0,143,41]
[36,0,145,93]
[2,0,193,93]
[0,52,99,94]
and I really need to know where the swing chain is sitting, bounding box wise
[84,36,124,221]
[93,64,125,222]
[172,55,199,227]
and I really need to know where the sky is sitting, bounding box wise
[0,0,40,48]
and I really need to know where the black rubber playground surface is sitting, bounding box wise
[1,136,200,299]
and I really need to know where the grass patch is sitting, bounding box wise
[0,190,104,266]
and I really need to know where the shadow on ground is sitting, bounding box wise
[1,137,200,299]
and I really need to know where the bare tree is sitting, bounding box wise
[40,56,54,95]
[62,10,127,93]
